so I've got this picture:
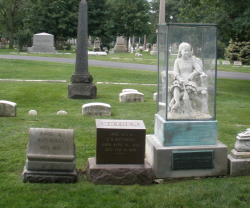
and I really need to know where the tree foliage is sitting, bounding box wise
[106,0,150,40]
[23,0,78,41]
[0,0,25,48]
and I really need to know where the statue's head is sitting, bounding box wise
[177,42,192,58]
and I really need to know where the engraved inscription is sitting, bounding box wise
[172,150,214,170]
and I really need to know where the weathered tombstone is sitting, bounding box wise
[87,119,154,185]
[0,100,17,117]
[27,32,56,53]
[93,38,101,52]
[22,128,77,183]
[82,102,111,116]
[150,44,158,55]
[119,91,144,102]
[146,24,228,179]
[68,0,97,99]
[222,60,230,65]
[113,36,127,53]
[228,128,250,176]
[1,38,6,49]
[234,61,242,66]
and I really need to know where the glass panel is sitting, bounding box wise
[157,24,217,121]
[157,24,167,120]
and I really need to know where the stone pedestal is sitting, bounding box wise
[146,135,228,179]
[68,82,96,99]
[228,128,250,176]
[87,157,154,185]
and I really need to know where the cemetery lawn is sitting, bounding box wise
[0,59,250,208]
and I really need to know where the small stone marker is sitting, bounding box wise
[234,61,242,66]
[87,119,154,185]
[0,100,17,117]
[222,60,230,65]
[22,128,77,183]
[28,110,37,116]
[228,128,250,176]
[57,110,68,115]
[82,102,111,116]
[119,91,144,102]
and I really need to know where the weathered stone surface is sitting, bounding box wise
[28,33,56,53]
[28,110,37,116]
[68,83,97,99]
[119,92,144,102]
[68,0,96,99]
[122,89,138,93]
[228,154,250,176]
[82,103,111,116]
[57,110,67,115]
[146,135,228,179]
[0,100,16,117]
[87,157,154,185]
[113,36,127,53]
[22,128,77,183]
[234,128,250,152]
[95,119,146,164]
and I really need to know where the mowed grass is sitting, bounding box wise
[0,59,250,208]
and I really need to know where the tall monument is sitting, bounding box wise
[68,0,97,99]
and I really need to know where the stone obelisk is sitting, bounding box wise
[68,0,97,99]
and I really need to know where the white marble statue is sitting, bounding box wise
[168,42,211,119]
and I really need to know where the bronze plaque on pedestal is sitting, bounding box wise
[96,119,146,164]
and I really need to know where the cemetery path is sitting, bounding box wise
[0,55,250,80]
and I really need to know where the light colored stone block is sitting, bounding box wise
[82,102,111,116]
[119,92,144,102]
[0,100,17,117]
[146,135,228,179]
[228,154,250,176]
[153,92,158,101]
[28,32,56,53]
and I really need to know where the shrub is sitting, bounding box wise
[16,29,32,52]
[225,40,250,65]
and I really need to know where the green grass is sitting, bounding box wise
[0,59,250,208]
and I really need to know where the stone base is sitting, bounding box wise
[68,83,97,99]
[22,166,78,183]
[146,135,228,179]
[86,157,154,185]
[150,51,158,55]
[228,154,250,176]
[113,45,127,53]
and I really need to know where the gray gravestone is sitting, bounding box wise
[87,119,154,184]
[228,128,250,176]
[68,0,97,99]
[28,33,56,53]
[22,128,77,183]
[93,38,101,52]
[1,38,6,49]
[0,100,17,117]
[82,102,111,116]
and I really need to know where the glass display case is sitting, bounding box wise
[157,23,217,121]
[155,23,218,146]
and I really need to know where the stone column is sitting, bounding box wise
[68,0,97,99]
[159,0,166,24]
